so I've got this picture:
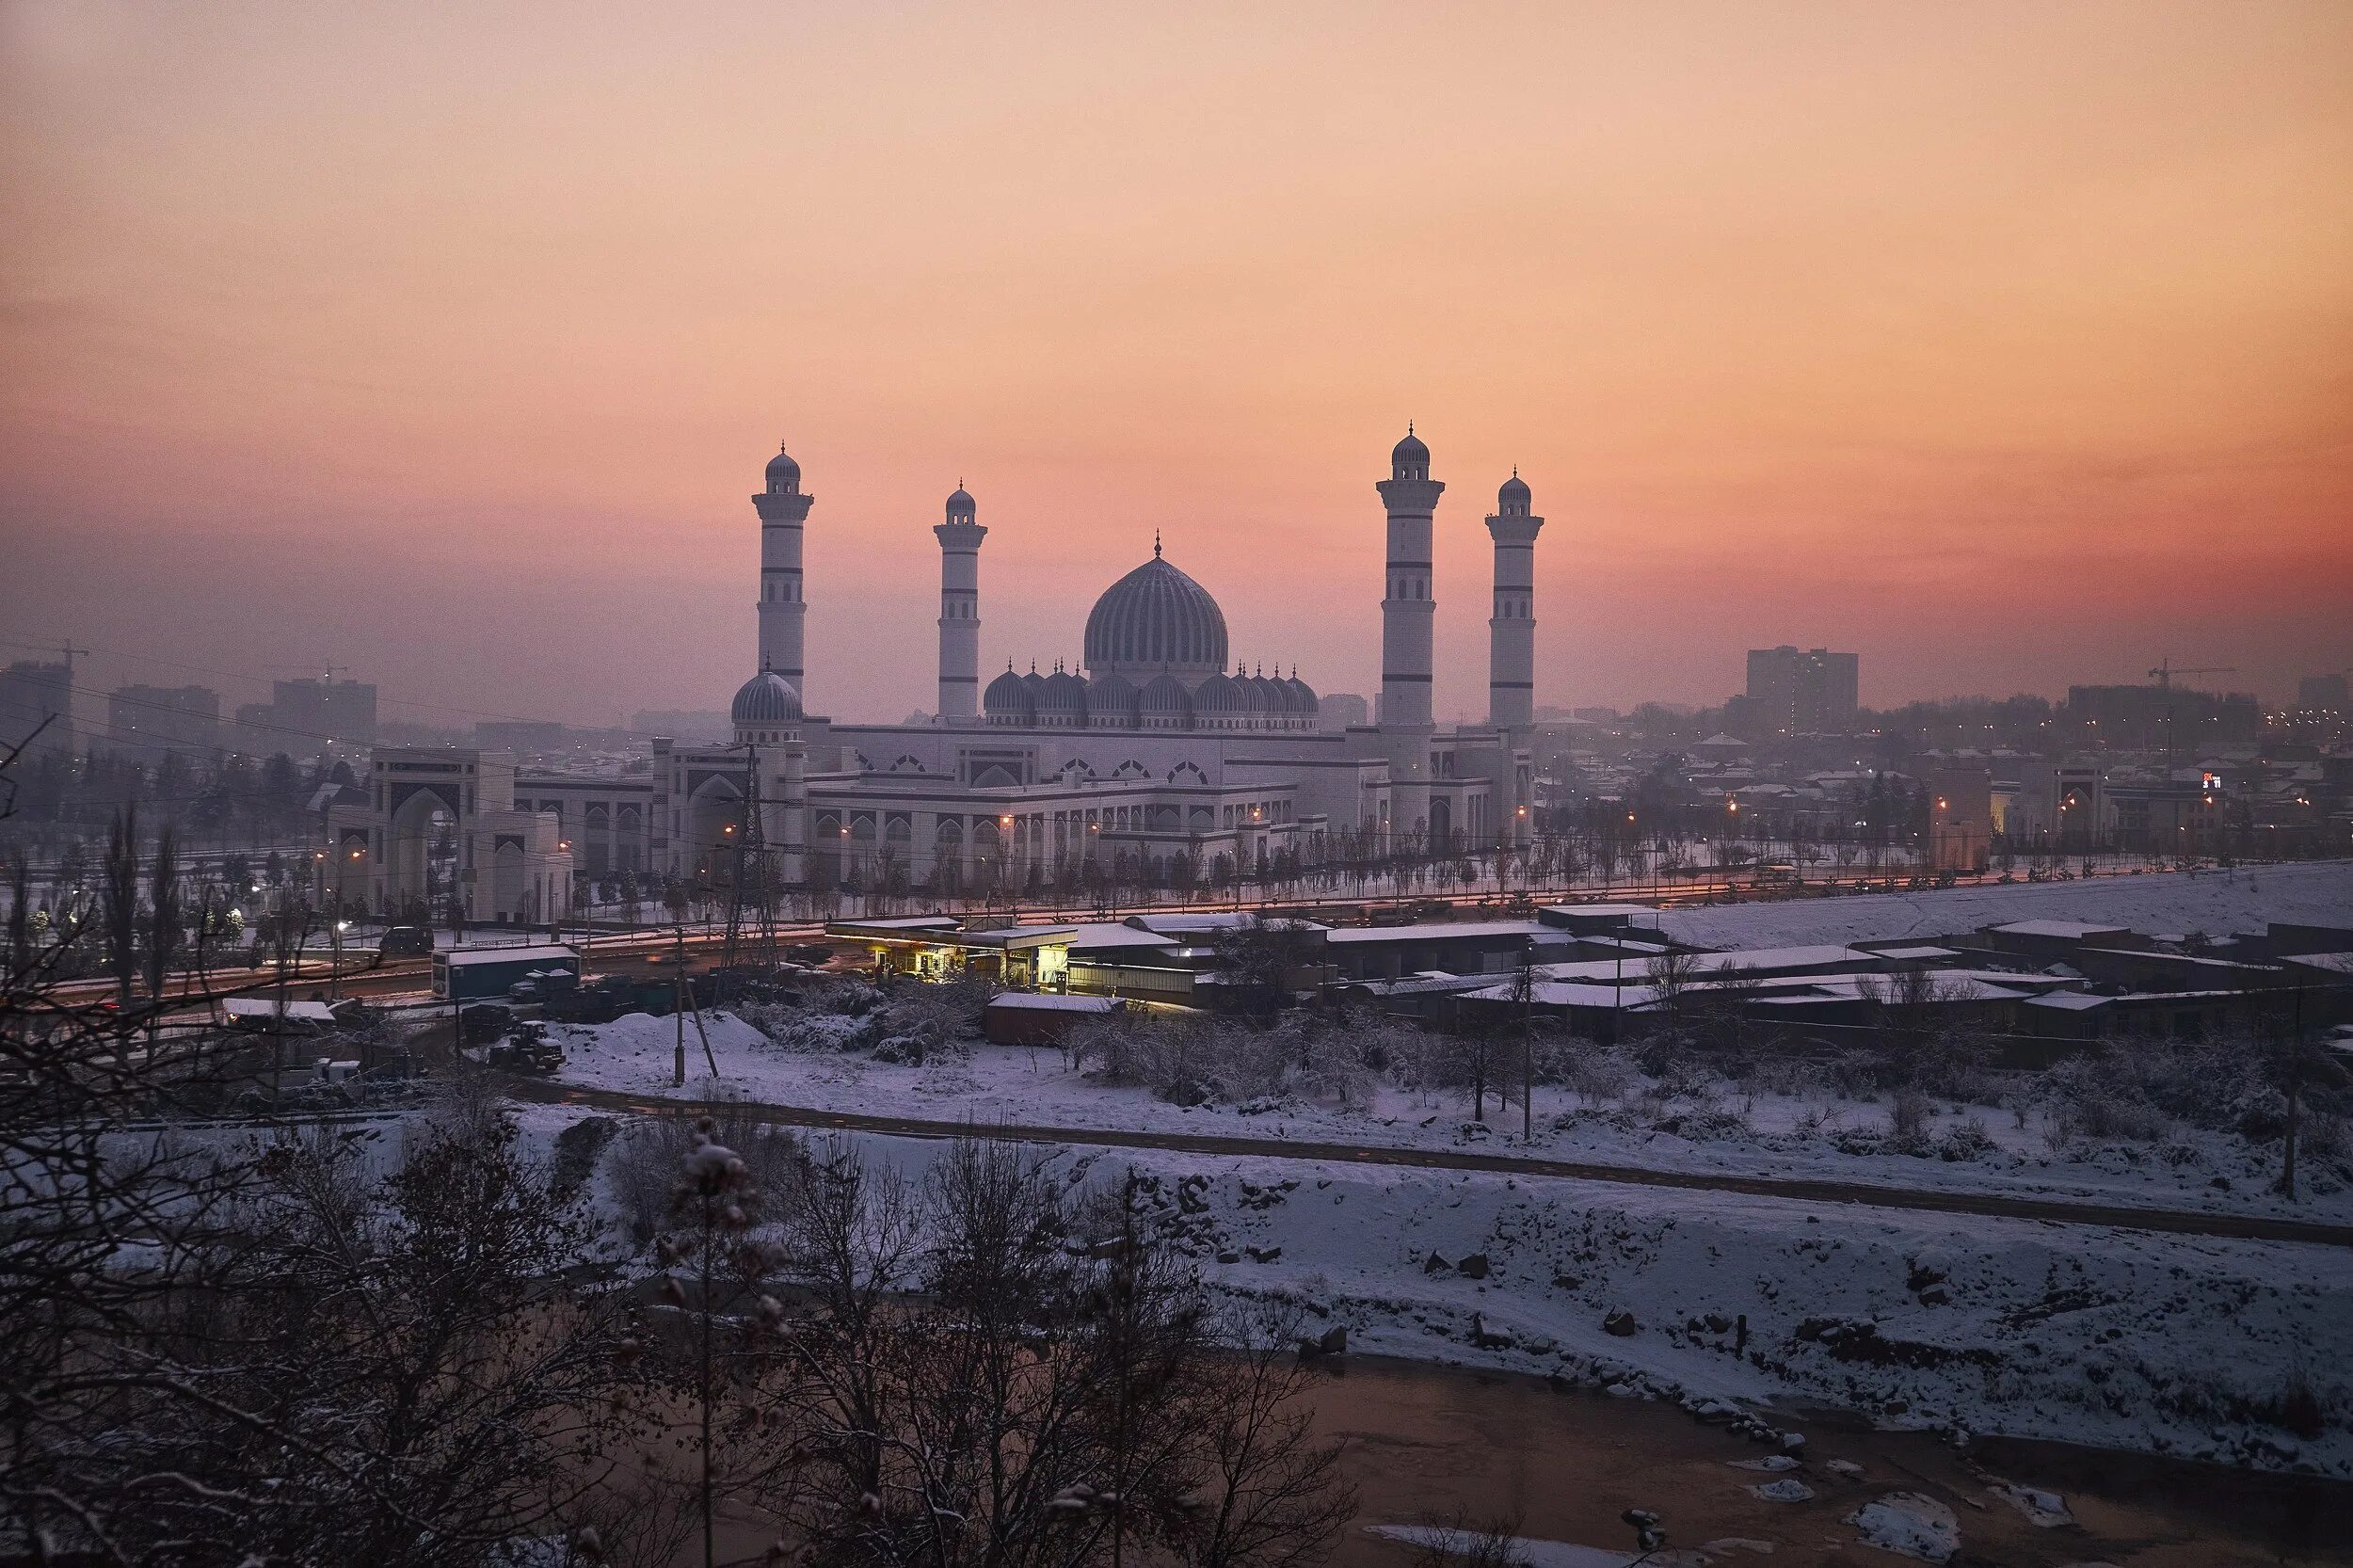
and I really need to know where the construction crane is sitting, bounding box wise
[2148,658,2235,691]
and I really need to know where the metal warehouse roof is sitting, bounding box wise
[442,944,579,967]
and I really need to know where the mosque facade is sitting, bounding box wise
[327,430,1545,920]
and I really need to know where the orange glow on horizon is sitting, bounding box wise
[2,1,2348,725]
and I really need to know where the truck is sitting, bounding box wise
[433,943,581,1002]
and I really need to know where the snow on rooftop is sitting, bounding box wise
[1649,862,2353,952]
[1990,919,2134,939]
[442,943,578,966]
[1325,920,1561,945]
[984,993,1124,1014]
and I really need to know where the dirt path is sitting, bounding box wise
[509,1079,2353,1249]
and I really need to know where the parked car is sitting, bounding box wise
[378,925,435,959]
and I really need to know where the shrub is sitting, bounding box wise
[605,1102,805,1246]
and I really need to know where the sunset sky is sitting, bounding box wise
[4,1,2349,732]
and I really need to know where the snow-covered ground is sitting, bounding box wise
[543,1006,2353,1227]
[517,862,2353,1479]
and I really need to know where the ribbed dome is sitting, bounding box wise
[1283,671,1319,712]
[1039,666,1087,712]
[1193,670,1246,714]
[983,665,1033,724]
[730,669,803,727]
[1389,428,1430,482]
[1083,553,1228,680]
[1498,472,1530,505]
[1085,672,1139,728]
[1138,671,1193,722]
[765,442,801,487]
[945,486,975,521]
[1246,672,1283,712]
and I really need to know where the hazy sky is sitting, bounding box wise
[4,0,2349,733]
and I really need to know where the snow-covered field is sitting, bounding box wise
[543,1004,2353,1227]
[518,863,2353,1480]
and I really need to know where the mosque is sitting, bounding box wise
[327,429,1546,921]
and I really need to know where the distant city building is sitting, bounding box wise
[629,708,732,742]
[2298,673,2348,712]
[474,720,569,754]
[2063,683,2260,749]
[1317,692,1369,729]
[1926,763,1993,872]
[0,661,75,756]
[107,683,220,755]
[273,678,376,742]
[233,677,378,750]
[1744,647,1859,735]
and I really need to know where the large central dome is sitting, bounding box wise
[1082,552,1228,680]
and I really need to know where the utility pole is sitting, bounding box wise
[673,923,687,1088]
[2279,979,2306,1202]
[1520,934,1534,1142]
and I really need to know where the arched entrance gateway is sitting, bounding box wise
[325,749,572,926]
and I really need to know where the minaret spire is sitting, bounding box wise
[755,439,814,701]
[935,484,987,723]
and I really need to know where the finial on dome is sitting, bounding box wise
[1153,529,1161,559]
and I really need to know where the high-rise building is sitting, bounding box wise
[1744,646,1860,734]
[0,661,75,756]
[232,677,378,751]
[1318,692,1370,730]
[107,684,220,755]
[269,678,377,744]
[2298,673,2349,712]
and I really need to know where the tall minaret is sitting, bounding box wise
[934,485,986,723]
[754,440,814,699]
[1485,470,1544,731]
[1377,426,1444,728]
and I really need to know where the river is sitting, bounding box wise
[1307,1355,2351,1565]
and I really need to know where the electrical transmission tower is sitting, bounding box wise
[719,743,780,983]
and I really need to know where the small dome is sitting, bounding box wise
[1391,429,1429,466]
[730,668,803,728]
[1284,671,1319,712]
[1138,671,1193,721]
[1193,670,1246,714]
[1498,472,1530,505]
[983,665,1033,724]
[1085,672,1139,728]
[1039,666,1087,712]
[945,486,975,521]
[765,442,800,486]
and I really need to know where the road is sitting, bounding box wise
[43,924,815,1009]
[504,1078,2353,1251]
